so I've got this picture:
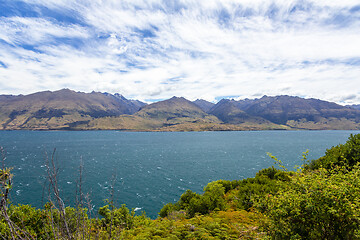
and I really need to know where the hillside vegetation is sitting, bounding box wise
[1,134,360,239]
[1,89,360,130]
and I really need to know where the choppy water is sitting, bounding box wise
[0,130,359,218]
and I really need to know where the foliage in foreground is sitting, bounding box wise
[0,203,264,239]
[261,165,360,239]
[0,134,360,239]
[259,134,360,239]
[307,133,360,170]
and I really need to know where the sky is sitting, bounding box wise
[0,0,360,104]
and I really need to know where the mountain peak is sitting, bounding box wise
[193,99,215,113]
[0,89,359,130]
[169,96,186,101]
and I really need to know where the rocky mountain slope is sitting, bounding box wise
[348,104,360,110]
[193,99,215,112]
[77,97,228,131]
[208,95,360,130]
[0,90,359,130]
[243,95,359,124]
[208,99,270,125]
[0,89,146,130]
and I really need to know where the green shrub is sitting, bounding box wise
[211,179,240,193]
[98,204,134,230]
[260,165,360,239]
[308,134,360,170]
[159,203,177,218]
[178,189,198,210]
[187,195,209,218]
[232,167,292,211]
[203,182,226,212]
[160,182,228,218]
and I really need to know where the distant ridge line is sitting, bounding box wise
[0,89,359,131]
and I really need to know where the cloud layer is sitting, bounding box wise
[0,0,360,104]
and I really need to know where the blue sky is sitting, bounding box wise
[0,0,360,104]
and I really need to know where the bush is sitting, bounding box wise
[1,204,48,239]
[160,182,228,218]
[260,165,360,239]
[159,203,177,218]
[232,167,292,211]
[211,179,240,193]
[203,182,226,211]
[187,195,209,218]
[98,204,134,230]
[178,189,198,210]
[308,134,360,170]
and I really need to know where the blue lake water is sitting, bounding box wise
[0,130,359,218]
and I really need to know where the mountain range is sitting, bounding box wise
[0,89,359,131]
[348,104,360,111]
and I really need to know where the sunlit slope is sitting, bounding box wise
[0,89,144,130]
[0,90,359,130]
[209,95,360,130]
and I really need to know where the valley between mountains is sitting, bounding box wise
[1,89,359,131]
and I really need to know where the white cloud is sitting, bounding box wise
[107,34,128,54]
[0,17,89,45]
[0,0,360,104]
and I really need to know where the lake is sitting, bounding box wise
[0,130,359,218]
